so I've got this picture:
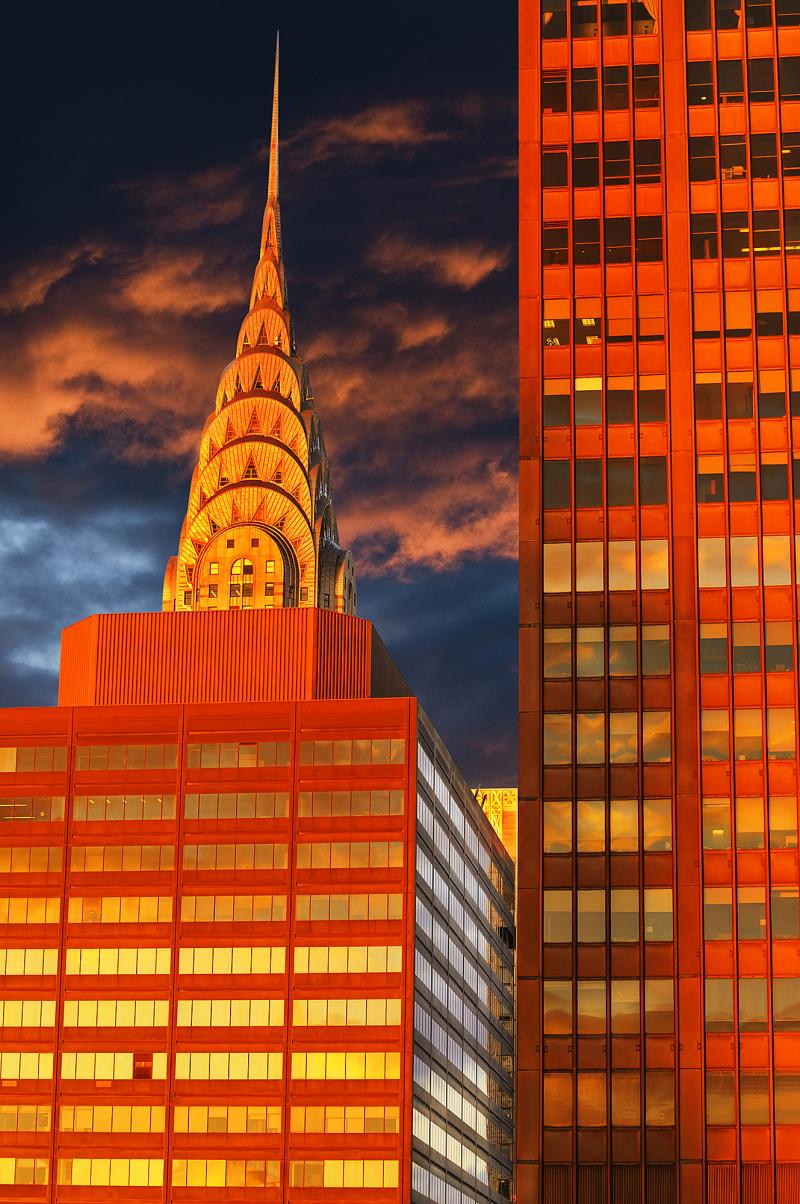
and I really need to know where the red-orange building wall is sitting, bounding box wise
[519,2,800,1202]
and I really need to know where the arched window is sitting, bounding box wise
[229,558,254,605]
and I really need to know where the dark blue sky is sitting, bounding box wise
[0,1,517,784]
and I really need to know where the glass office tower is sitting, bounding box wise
[519,2,800,1201]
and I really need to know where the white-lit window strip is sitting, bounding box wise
[58,1159,163,1187]
[417,743,493,879]
[0,1104,51,1132]
[63,999,169,1027]
[292,997,401,1027]
[72,794,176,821]
[0,897,59,924]
[61,1051,167,1080]
[70,845,174,872]
[0,796,64,822]
[415,946,487,1050]
[0,1158,49,1186]
[414,997,489,1097]
[60,1105,164,1133]
[0,999,55,1026]
[173,1104,280,1134]
[412,1051,489,1142]
[294,945,402,974]
[176,998,284,1026]
[67,896,171,923]
[65,947,170,975]
[183,843,288,871]
[0,1051,53,1079]
[416,893,491,1010]
[0,847,61,873]
[181,894,286,922]
[178,946,285,975]
[416,844,513,999]
[174,1051,282,1080]
[416,844,490,958]
[413,1107,489,1187]
[184,791,289,819]
[0,948,58,975]
[411,1158,485,1204]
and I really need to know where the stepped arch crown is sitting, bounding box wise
[163,34,356,617]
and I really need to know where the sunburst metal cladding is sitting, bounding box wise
[163,37,356,617]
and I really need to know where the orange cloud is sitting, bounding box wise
[120,249,245,316]
[286,100,448,166]
[0,242,105,314]
[118,165,252,233]
[369,233,510,289]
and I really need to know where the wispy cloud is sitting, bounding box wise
[369,233,510,289]
[286,100,449,167]
[0,242,106,314]
[118,165,253,233]
[119,248,245,316]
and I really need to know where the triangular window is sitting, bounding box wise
[246,410,261,435]
[242,459,259,481]
[252,369,263,390]
[272,373,282,395]
[257,322,268,345]
[276,514,286,531]
[241,332,251,349]
[210,519,219,533]
[234,374,243,395]
[272,467,283,484]
[270,419,282,439]
[224,420,236,443]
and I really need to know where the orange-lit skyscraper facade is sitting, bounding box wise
[0,40,515,1204]
[519,2,800,1202]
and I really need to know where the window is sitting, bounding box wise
[687,61,713,105]
[634,64,659,107]
[608,458,635,507]
[577,890,605,943]
[638,295,664,341]
[542,148,568,189]
[639,376,666,422]
[757,293,784,338]
[729,453,756,501]
[634,140,661,185]
[738,888,767,940]
[576,543,603,591]
[734,709,762,761]
[543,891,572,943]
[604,65,628,109]
[641,540,668,590]
[607,379,634,421]
[573,142,599,188]
[574,298,601,345]
[544,379,570,427]
[777,0,800,27]
[574,219,600,264]
[704,887,733,941]
[706,1071,735,1125]
[690,136,716,182]
[736,796,764,850]
[719,59,745,104]
[772,888,800,939]
[769,796,798,850]
[578,1073,607,1127]
[687,0,711,30]
[642,625,669,675]
[543,223,568,265]
[739,980,768,1032]
[644,799,672,852]
[576,712,604,762]
[776,1074,800,1124]
[544,715,571,765]
[604,140,630,186]
[612,1072,640,1126]
[578,799,604,853]
[730,536,758,587]
[639,456,666,505]
[576,627,604,677]
[691,213,718,260]
[543,543,571,592]
[768,709,795,760]
[543,1073,572,1127]
[782,133,800,177]
[605,218,632,265]
[705,979,734,1032]
[610,714,637,764]
[780,56,800,100]
[695,373,722,420]
[703,798,732,850]
[611,889,639,942]
[544,801,572,853]
[746,0,773,24]
[610,799,637,851]
[732,625,760,675]
[577,980,606,1034]
[542,69,567,112]
[773,979,800,1031]
[609,626,636,675]
[761,455,788,500]
[636,216,662,261]
[752,209,780,255]
[748,57,775,102]
[697,457,724,505]
[539,977,571,1035]
[751,133,778,179]
[645,980,674,1033]
[723,211,750,257]
[572,67,598,111]
[543,461,571,510]
[543,629,571,678]
[611,981,639,1034]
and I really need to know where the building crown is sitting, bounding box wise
[163,35,356,616]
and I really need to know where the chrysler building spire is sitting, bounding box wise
[163,37,356,616]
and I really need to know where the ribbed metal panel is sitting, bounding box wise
[58,610,377,706]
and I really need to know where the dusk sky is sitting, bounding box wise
[0,2,517,784]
